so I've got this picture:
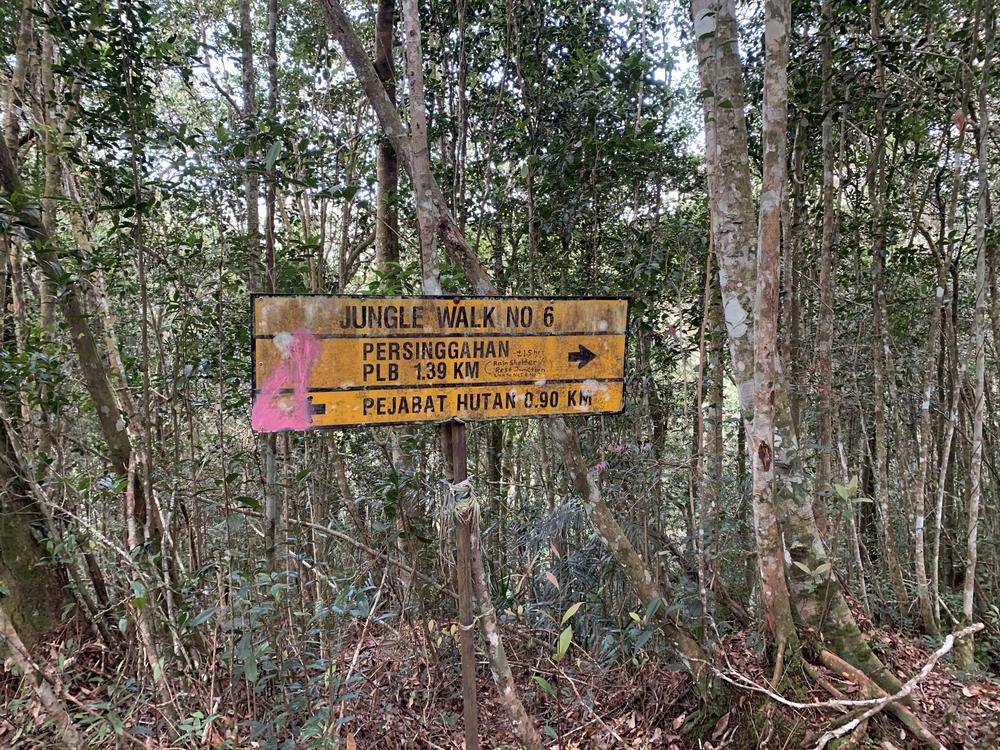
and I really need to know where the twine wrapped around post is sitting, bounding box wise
[451,478,482,634]
[450,478,480,526]
[438,477,481,570]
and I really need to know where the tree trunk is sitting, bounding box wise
[692,0,910,699]
[912,247,947,636]
[698,256,725,625]
[398,1,537,742]
[238,0,279,569]
[399,0,442,295]
[751,0,798,663]
[868,0,909,608]
[0,141,139,506]
[263,0,282,571]
[468,523,542,748]
[550,422,719,699]
[239,0,261,289]
[692,0,756,421]
[956,0,993,667]
[0,417,69,649]
[3,0,34,156]
[0,606,82,749]
[780,128,804,435]
[373,0,400,272]
[815,0,836,541]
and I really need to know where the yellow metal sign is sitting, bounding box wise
[251,295,628,430]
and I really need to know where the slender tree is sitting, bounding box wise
[751,0,798,667]
[373,0,400,272]
[957,0,994,668]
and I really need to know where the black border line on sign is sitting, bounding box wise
[253,330,625,339]
[249,293,633,431]
[256,376,626,395]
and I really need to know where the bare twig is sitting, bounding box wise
[812,623,982,750]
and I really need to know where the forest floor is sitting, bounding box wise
[2,617,1000,749]
[331,618,1000,749]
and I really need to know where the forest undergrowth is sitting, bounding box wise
[3,608,999,749]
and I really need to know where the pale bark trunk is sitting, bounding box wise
[751,0,797,661]
[780,128,803,435]
[551,422,719,698]
[931,60,971,625]
[912,250,947,636]
[3,0,33,155]
[931,361,964,622]
[872,225,909,608]
[9,242,30,426]
[697,253,725,632]
[317,0,502,294]
[239,0,261,289]
[32,70,154,624]
[0,143,135,485]
[695,0,795,658]
[469,493,543,750]
[692,0,756,420]
[404,74,483,750]
[400,0,442,295]
[266,0,278,291]
[834,409,872,617]
[123,455,174,706]
[265,0,278,291]
[4,0,35,429]
[122,16,164,552]
[397,2,536,743]
[238,0,279,568]
[692,0,909,699]
[62,168,140,428]
[38,28,59,455]
[957,0,993,667]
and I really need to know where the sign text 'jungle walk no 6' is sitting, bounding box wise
[251,295,629,430]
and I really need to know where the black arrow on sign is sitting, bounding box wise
[568,344,597,368]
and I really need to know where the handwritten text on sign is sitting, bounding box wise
[251,296,628,429]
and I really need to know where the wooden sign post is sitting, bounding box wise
[443,420,479,748]
[250,295,628,431]
[250,294,628,748]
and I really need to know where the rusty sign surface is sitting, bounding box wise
[250,295,629,430]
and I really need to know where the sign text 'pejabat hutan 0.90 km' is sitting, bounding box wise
[250,295,629,430]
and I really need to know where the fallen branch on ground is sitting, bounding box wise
[698,623,981,750]
[814,622,983,750]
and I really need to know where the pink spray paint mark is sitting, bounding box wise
[252,327,320,432]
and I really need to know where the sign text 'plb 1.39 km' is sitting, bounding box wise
[250,295,629,430]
